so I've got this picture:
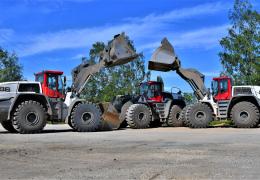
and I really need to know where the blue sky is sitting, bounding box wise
[0,0,259,92]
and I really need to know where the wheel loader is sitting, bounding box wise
[104,77,186,129]
[148,38,260,128]
[0,33,139,133]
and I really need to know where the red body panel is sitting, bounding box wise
[148,95,163,103]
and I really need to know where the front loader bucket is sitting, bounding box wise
[100,102,121,130]
[99,95,133,130]
[148,38,180,72]
[102,33,139,67]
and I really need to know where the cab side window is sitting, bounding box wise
[47,75,57,91]
[35,74,44,84]
[220,79,228,93]
[58,76,63,94]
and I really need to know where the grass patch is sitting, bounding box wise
[209,120,233,127]
[47,121,65,124]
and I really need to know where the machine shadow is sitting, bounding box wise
[0,129,74,134]
[0,127,129,134]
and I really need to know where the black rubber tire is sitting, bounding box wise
[126,104,152,129]
[231,101,260,128]
[186,103,213,128]
[179,105,190,127]
[167,105,183,127]
[1,121,17,133]
[12,101,47,134]
[71,102,102,132]
[68,120,73,129]
[119,101,133,128]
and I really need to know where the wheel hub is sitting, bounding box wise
[239,111,250,121]
[138,112,145,121]
[26,112,39,125]
[175,112,180,120]
[195,111,206,122]
[81,112,94,124]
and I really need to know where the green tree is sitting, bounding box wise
[252,61,260,83]
[81,37,149,102]
[219,0,260,85]
[183,92,196,105]
[0,48,23,82]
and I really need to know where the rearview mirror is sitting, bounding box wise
[66,87,71,92]
[63,76,67,87]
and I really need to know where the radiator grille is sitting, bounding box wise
[233,87,252,96]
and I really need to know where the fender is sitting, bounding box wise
[227,95,260,117]
[7,93,53,120]
[0,97,12,122]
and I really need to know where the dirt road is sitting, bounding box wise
[0,125,260,179]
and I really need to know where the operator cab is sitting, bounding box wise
[140,81,183,103]
[140,81,163,103]
[35,70,65,99]
[212,76,232,101]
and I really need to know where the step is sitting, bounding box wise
[217,100,230,118]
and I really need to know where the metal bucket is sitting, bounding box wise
[148,38,180,72]
[100,102,121,130]
[99,95,133,130]
[102,33,139,67]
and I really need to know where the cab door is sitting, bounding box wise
[214,79,232,101]
[148,83,163,103]
[46,74,60,98]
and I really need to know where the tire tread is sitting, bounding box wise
[12,100,47,134]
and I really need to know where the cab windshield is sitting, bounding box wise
[47,74,58,91]
[212,80,218,96]
[140,83,161,98]
[35,74,44,84]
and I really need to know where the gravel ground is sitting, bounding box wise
[0,124,260,180]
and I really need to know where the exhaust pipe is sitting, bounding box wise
[148,38,180,71]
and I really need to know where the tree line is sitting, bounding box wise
[0,49,23,82]
[0,0,259,102]
[81,38,151,102]
[219,0,259,85]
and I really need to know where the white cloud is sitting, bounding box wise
[130,24,230,53]
[202,71,220,77]
[71,53,86,60]
[23,0,94,3]
[126,2,228,23]
[8,2,230,57]
[161,25,230,50]
[0,29,14,44]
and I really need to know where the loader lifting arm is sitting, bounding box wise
[148,38,207,100]
[176,68,207,100]
[71,33,139,97]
